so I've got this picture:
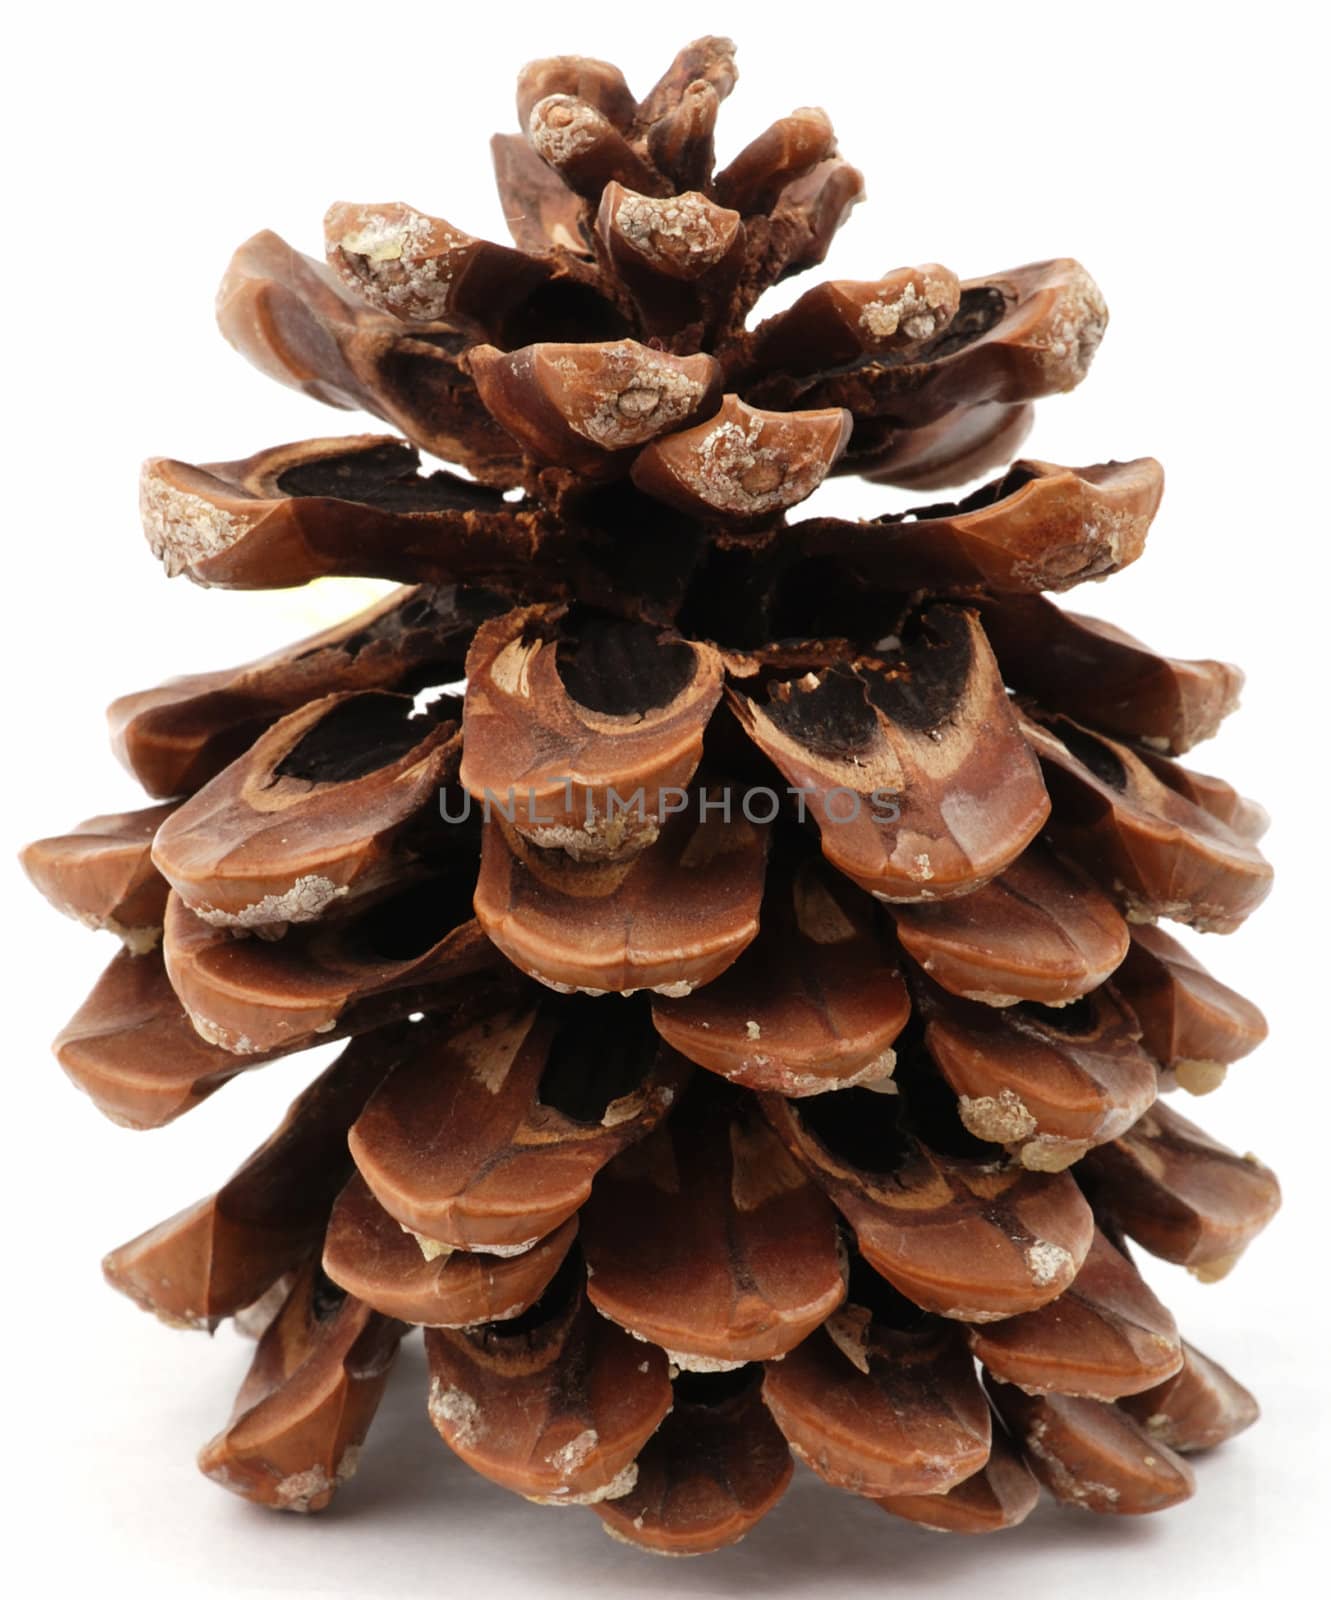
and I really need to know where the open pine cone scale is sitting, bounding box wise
[22,37,1279,1558]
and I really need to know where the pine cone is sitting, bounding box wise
[23,37,1278,1555]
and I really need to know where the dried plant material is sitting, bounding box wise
[527,94,665,201]
[349,1000,687,1253]
[977,594,1243,756]
[217,233,519,479]
[140,438,547,590]
[594,183,744,340]
[767,259,1108,421]
[54,948,293,1128]
[323,1172,577,1327]
[875,1427,1039,1534]
[1134,748,1269,842]
[762,1304,991,1498]
[21,803,175,951]
[1118,1339,1260,1453]
[713,107,836,214]
[987,1379,1196,1515]
[892,841,1129,1007]
[653,859,909,1093]
[108,583,491,798]
[1112,924,1267,1087]
[474,795,767,995]
[731,608,1049,901]
[1082,1101,1281,1278]
[920,981,1158,1169]
[594,1368,792,1554]
[469,340,720,469]
[491,132,590,256]
[649,73,723,187]
[162,876,494,1057]
[853,400,1034,490]
[325,201,555,334]
[104,1028,405,1328]
[645,80,721,193]
[797,457,1163,593]
[462,607,723,859]
[746,266,961,377]
[581,1087,844,1365]
[516,55,638,133]
[1022,711,1273,932]
[968,1231,1182,1399]
[631,395,851,520]
[152,691,458,928]
[726,157,865,309]
[425,1254,672,1503]
[24,31,1277,1549]
[762,1081,1093,1319]
[637,36,738,125]
[198,1262,400,1511]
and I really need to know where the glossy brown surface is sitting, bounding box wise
[474,796,767,995]
[54,948,290,1128]
[461,606,723,859]
[104,1028,406,1327]
[581,1088,845,1365]
[1135,747,1270,841]
[713,107,835,213]
[349,1001,686,1252]
[631,395,851,520]
[24,30,1278,1548]
[987,1380,1196,1515]
[763,1319,991,1498]
[1023,711,1273,932]
[854,400,1034,490]
[744,157,865,295]
[425,1258,672,1504]
[1083,1100,1281,1278]
[594,183,743,340]
[766,258,1107,431]
[797,458,1162,593]
[324,201,554,334]
[516,54,638,132]
[162,878,494,1056]
[198,1262,401,1511]
[469,339,721,470]
[745,266,961,377]
[594,1369,792,1554]
[152,691,457,927]
[977,594,1242,756]
[921,981,1158,1169]
[875,1427,1039,1534]
[731,608,1049,901]
[1119,1339,1260,1453]
[109,582,490,798]
[969,1231,1182,1399]
[763,1085,1093,1319]
[491,130,589,256]
[324,1172,577,1327]
[652,860,910,1093]
[216,233,519,480]
[1113,924,1268,1090]
[892,841,1129,1007]
[528,93,666,201]
[141,437,545,590]
[21,803,175,950]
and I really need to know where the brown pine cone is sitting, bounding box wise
[22,36,1276,1557]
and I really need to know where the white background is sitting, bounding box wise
[3,2,1326,1595]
